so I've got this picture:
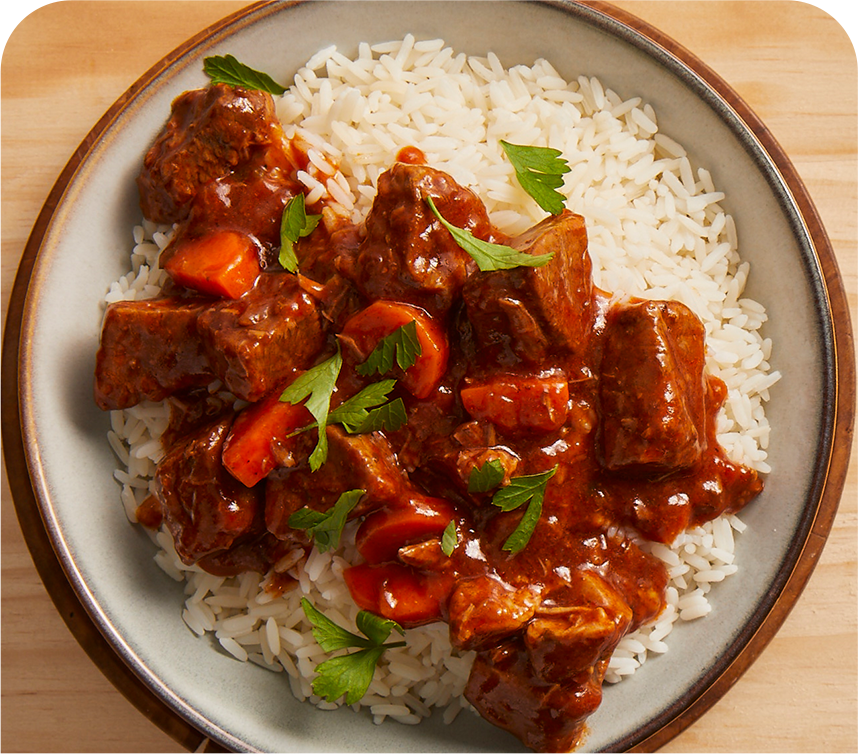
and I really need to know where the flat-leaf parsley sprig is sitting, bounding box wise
[356,320,423,377]
[279,194,321,273]
[279,354,407,470]
[279,349,344,471]
[500,141,570,215]
[300,598,406,705]
[491,466,558,553]
[287,489,365,553]
[327,380,407,434]
[467,458,506,493]
[203,54,287,95]
[424,196,554,271]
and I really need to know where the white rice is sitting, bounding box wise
[102,38,780,725]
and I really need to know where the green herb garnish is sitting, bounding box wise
[356,320,423,377]
[327,380,400,433]
[346,397,408,434]
[301,598,406,705]
[441,520,458,557]
[491,466,558,553]
[288,489,365,553]
[425,196,553,271]
[288,379,406,444]
[203,54,287,95]
[279,194,322,272]
[467,458,506,493]
[500,141,570,215]
[279,349,343,471]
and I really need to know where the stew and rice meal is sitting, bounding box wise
[95,37,780,751]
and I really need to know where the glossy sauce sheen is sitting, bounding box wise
[96,90,763,752]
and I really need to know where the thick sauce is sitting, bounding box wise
[96,85,763,752]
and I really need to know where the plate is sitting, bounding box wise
[3,1,855,751]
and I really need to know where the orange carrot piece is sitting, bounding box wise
[343,562,454,627]
[461,372,569,433]
[222,391,312,487]
[355,495,455,564]
[164,230,261,299]
[341,300,448,399]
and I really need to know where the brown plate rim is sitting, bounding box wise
[2,1,854,752]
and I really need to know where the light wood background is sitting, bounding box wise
[2,2,856,752]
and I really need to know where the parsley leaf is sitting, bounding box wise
[500,141,570,215]
[347,397,408,434]
[425,196,554,271]
[441,520,458,557]
[327,380,398,432]
[313,647,387,705]
[301,599,405,705]
[355,610,404,646]
[467,458,506,493]
[356,320,423,377]
[279,194,322,272]
[287,381,406,456]
[491,466,558,553]
[279,349,343,471]
[288,489,365,553]
[203,54,287,95]
[301,598,370,651]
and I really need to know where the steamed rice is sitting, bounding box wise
[103,37,780,726]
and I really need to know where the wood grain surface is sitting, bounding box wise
[2,2,855,752]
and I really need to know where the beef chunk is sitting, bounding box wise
[465,638,605,753]
[341,162,491,314]
[196,272,326,402]
[462,210,594,367]
[154,415,259,564]
[599,298,707,473]
[265,426,406,540]
[420,421,520,502]
[448,576,541,651]
[94,297,213,410]
[196,531,290,577]
[95,272,325,410]
[137,84,287,224]
[524,574,633,684]
[162,167,299,270]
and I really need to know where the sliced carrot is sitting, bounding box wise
[341,301,448,399]
[461,372,569,433]
[222,390,312,487]
[355,495,456,564]
[163,230,261,299]
[343,562,454,627]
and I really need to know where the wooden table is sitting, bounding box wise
[2,2,856,751]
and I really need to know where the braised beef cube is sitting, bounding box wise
[154,415,259,565]
[161,388,235,447]
[599,298,707,473]
[165,167,299,267]
[465,638,604,753]
[265,426,406,540]
[137,84,287,224]
[524,603,631,684]
[94,297,213,410]
[342,163,491,314]
[421,421,520,501]
[462,211,593,366]
[197,272,326,402]
[196,531,293,577]
[448,576,541,651]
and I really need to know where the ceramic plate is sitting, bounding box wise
[5,1,854,751]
